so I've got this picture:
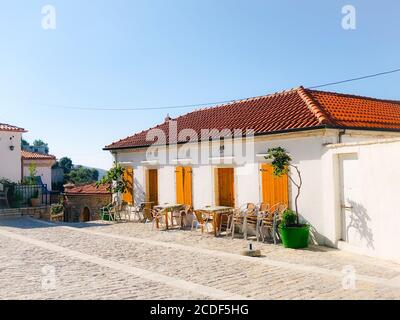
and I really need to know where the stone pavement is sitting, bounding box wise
[0,217,400,300]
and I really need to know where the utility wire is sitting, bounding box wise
[24,67,400,112]
[308,68,400,89]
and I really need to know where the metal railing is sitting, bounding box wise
[6,184,61,208]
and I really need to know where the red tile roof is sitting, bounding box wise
[65,183,111,195]
[104,87,400,150]
[0,123,27,132]
[21,150,56,160]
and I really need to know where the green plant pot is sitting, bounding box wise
[279,225,310,249]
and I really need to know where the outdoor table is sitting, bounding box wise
[154,203,184,230]
[199,206,234,236]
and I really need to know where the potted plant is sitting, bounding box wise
[30,189,40,207]
[265,147,310,249]
[50,202,64,221]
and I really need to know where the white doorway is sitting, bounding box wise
[339,153,363,247]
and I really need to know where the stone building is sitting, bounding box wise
[64,183,111,222]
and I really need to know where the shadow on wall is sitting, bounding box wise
[346,200,374,249]
[133,178,145,205]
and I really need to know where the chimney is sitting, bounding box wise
[165,114,172,122]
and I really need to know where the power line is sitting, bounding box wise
[24,67,400,112]
[308,68,400,89]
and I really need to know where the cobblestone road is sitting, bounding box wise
[0,218,400,300]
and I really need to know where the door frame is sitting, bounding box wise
[338,153,359,243]
[145,167,159,208]
[213,166,235,207]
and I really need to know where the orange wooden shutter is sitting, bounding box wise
[176,166,184,204]
[261,164,288,206]
[183,167,192,206]
[123,167,134,205]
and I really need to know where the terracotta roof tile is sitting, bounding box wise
[0,123,27,132]
[21,150,56,160]
[65,183,110,195]
[105,87,400,150]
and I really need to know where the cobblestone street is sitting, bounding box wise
[1,217,400,300]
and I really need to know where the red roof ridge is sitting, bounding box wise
[308,88,400,105]
[0,123,27,132]
[297,86,332,125]
[173,87,302,120]
[21,150,56,160]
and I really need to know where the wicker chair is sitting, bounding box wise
[229,203,256,239]
[191,210,212,234]
[172,204,192,229]
[258,203,288,243]
[151,208,167,230]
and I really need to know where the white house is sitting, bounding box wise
[0,123,26,182]
[104,86,400,262]
[1,122,56,191]
[21,150,57,190]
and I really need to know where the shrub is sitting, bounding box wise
[280,209,297,228]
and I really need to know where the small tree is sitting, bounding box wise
[96,163,127,200]
[265,147,302,225]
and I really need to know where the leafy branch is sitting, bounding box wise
[265,147,302,225]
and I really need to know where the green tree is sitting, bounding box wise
[68,166,99,185]
[265,147,303,225]
[97,163,127,194]
[32,139,49,154]
[21,139,29,147]
[58,157,73,175]
[32,139,47,147]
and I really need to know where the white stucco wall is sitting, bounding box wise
[0,131,22,182]
[322,138,400,262]
[23,161,54,190]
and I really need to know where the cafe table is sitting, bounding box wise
[199,206,234,236]
[154,203,184,230]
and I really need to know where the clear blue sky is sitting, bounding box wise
[0,0,399,169]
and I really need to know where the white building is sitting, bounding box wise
[21,150,57,190]
[104,87,400,262]
[0,123,26,182]
[0,122,56,190]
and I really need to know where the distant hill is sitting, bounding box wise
[75,165,108,181]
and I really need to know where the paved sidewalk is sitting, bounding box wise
[0,218,400,300]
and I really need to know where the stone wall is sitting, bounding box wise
[0,206,51,220]
[64,194,111,222]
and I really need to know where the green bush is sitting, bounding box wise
[51,203,64,215]
[280,209,297,228]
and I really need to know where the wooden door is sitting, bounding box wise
[261,163,288,206]
[217,168,235,207]
[175,166,192,206]
[122,167,134,205]
[147,169,158,208]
